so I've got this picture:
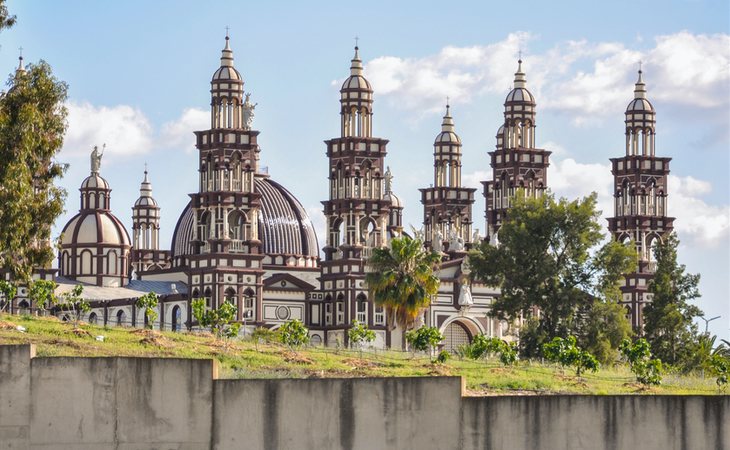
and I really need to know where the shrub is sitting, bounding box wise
[348,320,376,357]
[709,354,729,392]
[279,319,310,350]
[498,341,519,366]
[135,292,158,329]
[191,298,239,340]
[436,350,450,364]
[542,336,600,376]
[405,326,443,356]
[620,338,663,386]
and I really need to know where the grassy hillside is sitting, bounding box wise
[0,313,721,396]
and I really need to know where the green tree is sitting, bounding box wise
[58,285,89,327]
[498,341,519,366]
[0,279,16,312]
[708,354,729,392]
[542,335,599,376]
[0,0,16,31]
[469,193,636,357]
[28,279,57,314]
[620,338,663,386]
[643,233,702,368]
[577,299,634,365]
[0,56,69,282]
[348,320,376,357]
[135,292,158,330]
[366,235,441,333]
[191,298,240,340]
[279,319,309,350]
[405,325,443,359]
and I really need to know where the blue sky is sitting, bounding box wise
[2,0,729,339]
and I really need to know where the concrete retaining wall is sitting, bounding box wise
[1,344,727,449]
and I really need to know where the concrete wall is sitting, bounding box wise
[1,344,728,450]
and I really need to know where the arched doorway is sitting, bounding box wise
[442,321,472,353]
[171,305,181,332]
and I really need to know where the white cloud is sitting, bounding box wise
[360,31,729,123]
[669,175,730,245]
[160,107,209,152]
[462,170,489,191]
[548,157,614,220]
[62,101,154,158]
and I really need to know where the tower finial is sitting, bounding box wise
[225,25,230,39]
[16,46,25,73]
[355,35,359,49]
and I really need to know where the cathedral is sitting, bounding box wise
[4,36,672,347]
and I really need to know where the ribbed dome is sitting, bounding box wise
[171,177,319,260]
[212,65,242,82]
[60,211,130,247]
[626,98,654,112]
[81,174,110,190]
[385,191,403,209]
[505,88,535,103]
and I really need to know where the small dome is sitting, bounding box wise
[134,196,158,207]
[212,65,242,82]
[505,88,535,104]
[81,174,110,190]
[626,71,654,113]
[60,211,130,247]
[385,191,403,209]
[134,170,158,207]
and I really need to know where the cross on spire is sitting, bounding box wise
[18,46,22,58]
[446,96,450,107]
[638,59,643,72]
[518,48,522,61]
[354,36,359,49]
[225,25,230,38]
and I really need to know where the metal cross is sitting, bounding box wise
[518,49,522,60]
[225,26,230,37]
[446,96,450,107]
[18,46,22,57]
[638,60,643,72]
[355,36,359,48]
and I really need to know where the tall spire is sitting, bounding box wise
[513,58,526,89]
[350,44,363,76]
[634,63,647,99]
[221,32,234,67]
[139,165,152,198]
[15,47,25,77]
[441,99,455,132]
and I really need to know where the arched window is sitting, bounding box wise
[107,250,118,275]
[80,250,93,275]
[228,210,246,240]
[116,309,126,327]
[336,293,345,325]
[88,312,98,325]
[356,294,367,323]
[224,287,236,305]
[171,306,181,332]
[204,288,212,308]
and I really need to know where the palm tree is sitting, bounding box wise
[365,235,441,333]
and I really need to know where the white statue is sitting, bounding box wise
[460,255,472,276]
[242,93,257,130]
[90,144,105,174]
[449,230,464,252]
[433,229,443,253]
[384,166,394,194]
[411,226,425,243]
[472,229,482,246]
[458,281,474,307]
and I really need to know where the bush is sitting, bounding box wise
[620,338,663,386]
[542,336,599,376]
[498,341,519,366]
[135,292,158,329]
[279,319,310,350]
[348,320,376,351]
[405,326,443,355]
[191,298,239,340]
[436,350,450,364]
[709,354,729,391]
[462,334,504,360]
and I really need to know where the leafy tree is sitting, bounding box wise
[577,299,634,365]
[498,341,519,366]
[708,354,728,392]
[191,298,240,340]
[279,319,309,350]
[348,320,376,357]
[620,338,663,386]
[366,235,441,333]
[643,233,702,368]
[405,326,443,358]
[0,279,16,312]
[250,326,279,351]
[58,285,89,327]
[542,335,599,376]
[0,0,15,31]
[135,292,158,330]
[469,193,635,357]
[28,279,57,314]
[459,334,504,360]
[0,55,69,282]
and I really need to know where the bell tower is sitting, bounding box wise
[608,69,674,330]
[483,60,551,243]
[420,102,476,258]
[187,34,264,322]
[131,168,170,274]
[319,46,393,345]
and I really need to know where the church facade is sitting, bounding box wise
[3,36,670,343]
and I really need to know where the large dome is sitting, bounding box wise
[61,212,130,247]
[171,177,319,261]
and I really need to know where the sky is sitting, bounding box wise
[2,0,728,340]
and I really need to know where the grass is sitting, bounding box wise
[0,313,722,396]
